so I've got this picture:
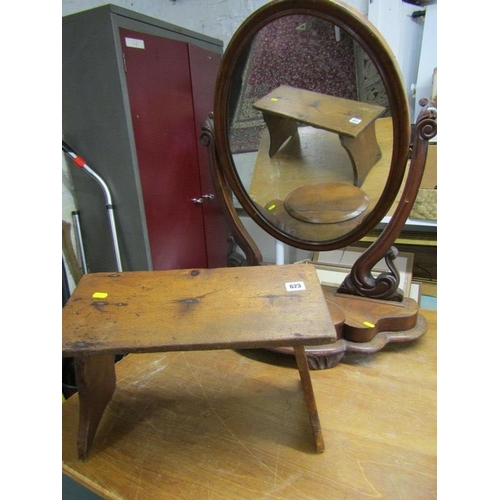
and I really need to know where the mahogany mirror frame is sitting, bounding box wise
[213,0,412,252]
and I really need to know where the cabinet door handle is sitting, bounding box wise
[192,194,214,204]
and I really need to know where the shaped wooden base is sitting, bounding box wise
[271,291,426,370]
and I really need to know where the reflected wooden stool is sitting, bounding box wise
[253,85,385,186]
[62,263,338,460]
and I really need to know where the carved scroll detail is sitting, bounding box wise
[339,246,403,301]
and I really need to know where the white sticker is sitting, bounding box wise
[285,281,306,291]
[125,37,145,49]
[349,117,362,125]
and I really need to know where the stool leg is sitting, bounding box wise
[294,345,325,453]
[74,354,116,460]
[262,112,298,157]
[339,121,382,187]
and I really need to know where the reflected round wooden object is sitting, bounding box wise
[283,182,369,224]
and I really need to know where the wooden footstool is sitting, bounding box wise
[253,85,386,186]
[62,263,337,460]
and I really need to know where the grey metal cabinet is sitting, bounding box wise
[63,4,230,272]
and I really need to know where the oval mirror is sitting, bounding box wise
[214,0,411,251]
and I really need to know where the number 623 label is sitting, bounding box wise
[285,281,306,291]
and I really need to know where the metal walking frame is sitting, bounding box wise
[62,140,123,272]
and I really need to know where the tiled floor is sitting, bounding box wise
[421,294,437,311]
[63,475,102,499]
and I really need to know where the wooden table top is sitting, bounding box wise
[62,308,437,499]
[62,263,337,356]
[253,85,386,138]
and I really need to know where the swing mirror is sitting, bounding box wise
[213,0,411,251]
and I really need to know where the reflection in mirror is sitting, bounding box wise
[228,14,394,243]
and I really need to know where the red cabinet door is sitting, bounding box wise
[188,44,232,268]
[120,28,207,270]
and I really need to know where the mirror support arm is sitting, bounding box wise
[338,99,437,301]
[200,113,263,267]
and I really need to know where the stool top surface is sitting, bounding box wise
[253,85,385,138]
[62,263,337,356]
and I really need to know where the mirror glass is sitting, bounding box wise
[216,2,410,250]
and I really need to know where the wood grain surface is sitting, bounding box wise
[253,85,385,138]
[283,182,369,223]
[62,310,437,499]
[62,264,338,356]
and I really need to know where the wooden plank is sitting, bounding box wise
[294,345,324,452]
[62,310,437,499]
[74,355,116,460]
[63,264,337,356]
[253,85,385,138]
